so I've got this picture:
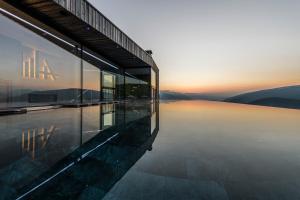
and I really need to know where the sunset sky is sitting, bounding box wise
[89,0,300,96]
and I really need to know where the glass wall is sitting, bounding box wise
[83,61,100,103]
[0,13,81,108]
[115,73,125,100]
[151,69,157,100]
[0,12,154,109]
[102,72,116,101]
[125,76,149,99]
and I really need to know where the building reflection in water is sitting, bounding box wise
[101,103,115,129]
[21,125,58,160]
[0,101,159,200]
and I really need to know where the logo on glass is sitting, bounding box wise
[22,49,57,81]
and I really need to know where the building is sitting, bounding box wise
[0,1,160,198]
[0,0,159,109]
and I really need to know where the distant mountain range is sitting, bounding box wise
[225,85,300,109]
[159,91,226,101]
[160,85,300,109]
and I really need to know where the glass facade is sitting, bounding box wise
[0,6,159,199]
[0,13,81,108]
[0,11,157,110]
[151,69,157,100]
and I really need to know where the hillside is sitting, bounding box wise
[160,91,192,100]
[225,85,300,109]
[160,91,226,101]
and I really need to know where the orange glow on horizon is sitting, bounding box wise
[161,80,300,94]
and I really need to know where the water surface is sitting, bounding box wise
[1,100,300,200]
[105,101,300,200]
[0,102,158,200]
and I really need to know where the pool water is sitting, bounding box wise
[105,101,300,200]
[1,100,300,200]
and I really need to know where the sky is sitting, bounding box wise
[89,0,300,96]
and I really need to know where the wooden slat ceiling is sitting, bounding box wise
[4,0,157,70]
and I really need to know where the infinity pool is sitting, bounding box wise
[105,101,300,200]
[1,100,300,199]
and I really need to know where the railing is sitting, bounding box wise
[53,0,155,67]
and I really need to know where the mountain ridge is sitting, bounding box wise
[159,91,226,101]
[225,85,300,103]
[225,85,300,109]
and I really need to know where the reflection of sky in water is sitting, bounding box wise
[4,100,299,199]
[105,101,300,200]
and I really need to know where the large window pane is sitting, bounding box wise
[125,76,149,99]
[115,73,124,100]
[0,14,81,108]
[151,69,156,89]
[102,72,116,100]
[102,88,115,101]
[151,69,157,100]
[102,72,115,88]
[83,61,100,103]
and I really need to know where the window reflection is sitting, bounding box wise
[125,76,149,100]
[83,61,100,103]
[103,72,115,88]
[82,106,101,143]
[151,69,157,100]
[115,73,124,100]
[81,104,116,143]
[102,88,115,101]
[103,113,114,127]
[101,103,115,129]
[102,72,116,101]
